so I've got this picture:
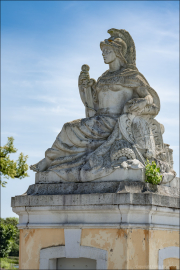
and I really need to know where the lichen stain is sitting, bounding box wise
[143,229,149,240]
[116,228,127,239]
[24,229,35,244]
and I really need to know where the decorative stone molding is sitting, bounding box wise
[39,229,107,269]
[12,188,179,231]
[13,204,179,231]
[158,246,180,269]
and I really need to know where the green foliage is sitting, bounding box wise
[0,218,19,257]
[145,159,162,185]
[0,223,17,258]
[0,217,19,227]
[9,241,19,257]
[0,257,19,269]
[0,137,29,187]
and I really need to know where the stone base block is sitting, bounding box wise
[12,181,180,270]
[26,180,180,197]
[35,167,145,184]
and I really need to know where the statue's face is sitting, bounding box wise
[102,46,116,64]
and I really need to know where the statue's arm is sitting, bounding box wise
[136,86,153,105]
[124,85,154,114]
[122,71,155,112]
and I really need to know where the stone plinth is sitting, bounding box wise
[26,180,180,196]
[35,167,145,184]
[12,181,180,269]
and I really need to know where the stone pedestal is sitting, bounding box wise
[12,181,180,270]
[11,26,179,269]
[35,167,145,183]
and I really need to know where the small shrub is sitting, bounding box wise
[145,160,162,185]
[0,257,18,269]
[0,224,17,258]
[0,218,19,257]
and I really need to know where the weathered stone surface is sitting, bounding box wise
[29,28,177,186]
[35,167,145,183]
[163,176,179,188]
[12,181,179,209]
[26,180,179,197]
[11,194,179,209]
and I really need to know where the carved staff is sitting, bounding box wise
[79,64,96,118]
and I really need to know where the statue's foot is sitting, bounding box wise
[30,158,51,172]
[30,164,39,172]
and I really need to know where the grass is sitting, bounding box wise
[0,257,19,269]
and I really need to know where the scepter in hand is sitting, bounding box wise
[78,64,96,118]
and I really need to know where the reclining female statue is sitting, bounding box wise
[30,28,175,183]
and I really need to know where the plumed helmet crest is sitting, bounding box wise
[107,28,136,67]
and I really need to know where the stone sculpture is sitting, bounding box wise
[30,28,176,185]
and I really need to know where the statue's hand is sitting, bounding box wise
[79,66,90,86]
[124,98,147,113]
[88,78,96,87]
[79,73,89,86]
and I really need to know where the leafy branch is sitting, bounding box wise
[0,137,29,187]
[145,159,162,185]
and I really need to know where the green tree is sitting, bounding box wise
[0,137,29,187]
[0,218,19,257]
[0,223,17,258]
[1,217,19,227]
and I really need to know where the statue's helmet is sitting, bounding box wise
[100,28,136,68]
[100,29,161,113]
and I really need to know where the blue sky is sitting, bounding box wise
[1,1,179,218]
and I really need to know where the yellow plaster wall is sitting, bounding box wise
[149,230,179,269]
[19,228,179,270]
[81,229,179,270]
[19,228,65,269]
[163,258,180,270]
[81,229,127,269]
[126,229,149,269]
